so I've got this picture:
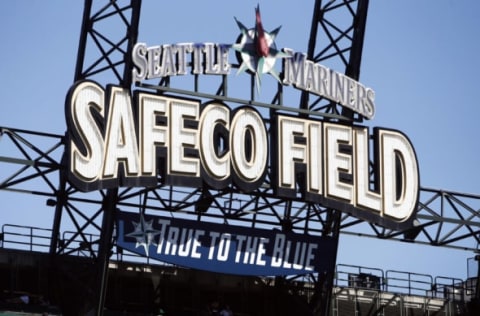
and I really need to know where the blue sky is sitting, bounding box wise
[1,1,480,282]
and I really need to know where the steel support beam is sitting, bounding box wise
[303,1,370,315]
[61,0,142,313]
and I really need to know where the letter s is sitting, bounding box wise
[67,81,105,185]
[132,43,148,82]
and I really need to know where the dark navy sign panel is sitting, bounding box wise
[117,211,336,276]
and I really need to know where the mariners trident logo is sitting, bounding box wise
[233,5,288,89]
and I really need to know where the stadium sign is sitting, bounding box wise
[131,6,375,120]
[131,45,375,120]
[65,81,418,225]
[117,212,336,276]
[64,6,419,238]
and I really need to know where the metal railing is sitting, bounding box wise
[335,264,466,302]
[0,223,472,305]
[0,224,53,252]
[0,223,164,263]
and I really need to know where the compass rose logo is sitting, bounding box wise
[232,5,289,89]
[126,213,161,256]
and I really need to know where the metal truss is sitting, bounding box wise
[340,188,480,251]
[300,0,369,122]
[2,126,479,252]
[75,0,141,87]
[298,1,370,313]
[2,126,480,314]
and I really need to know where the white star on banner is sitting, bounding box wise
[125,213,161,256]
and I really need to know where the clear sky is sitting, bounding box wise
[1,1,479,282]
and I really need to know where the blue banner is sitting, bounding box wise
[116,211,336,276]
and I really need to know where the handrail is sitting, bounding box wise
[1,224,54,252]
[0,223,471,302]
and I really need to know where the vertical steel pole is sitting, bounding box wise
[303,0,370,315]
[74,0,93,83]
[70,0,142,314]
[95,188,118,316]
